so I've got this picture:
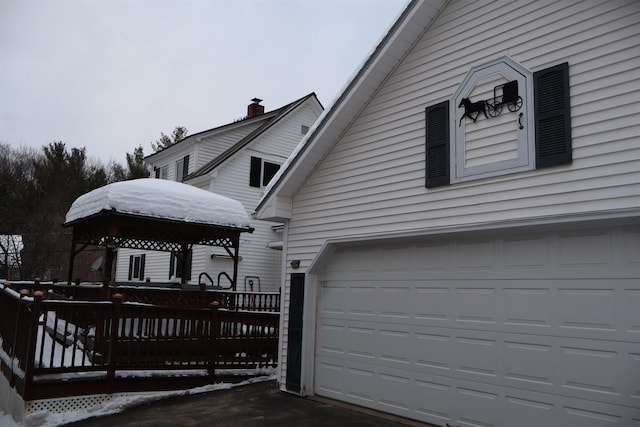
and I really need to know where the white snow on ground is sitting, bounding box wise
[0,371,276,427]
[64,179,252,229]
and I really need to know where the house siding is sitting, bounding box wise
[277,0,640,384]
[194,123,263,170]
[116,97,323,287]
[209,101,323,290]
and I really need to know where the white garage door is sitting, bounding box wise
[315,224,640,426]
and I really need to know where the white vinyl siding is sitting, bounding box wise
[287,0,639,258]
[276,0,640,395]
[194,122,264,170]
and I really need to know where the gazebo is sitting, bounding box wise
[63,179,254,291]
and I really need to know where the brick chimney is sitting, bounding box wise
[247,98,264,119]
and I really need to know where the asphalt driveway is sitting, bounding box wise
[66,380,430,426]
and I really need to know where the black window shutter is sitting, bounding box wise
[249,156,262,187]
[128,255,134,280]
[169,252,175,279]
[534,62,572,168]
[139,254,146,280]
[425,100,450,188]
[154,167,160,179]
[286,273,305,393]
[182,155,189,180]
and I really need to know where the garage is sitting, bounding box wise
[314,223,640,426]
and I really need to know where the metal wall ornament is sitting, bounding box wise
[458,80,523,126]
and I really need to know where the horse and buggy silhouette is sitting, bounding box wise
[458,80,523,126]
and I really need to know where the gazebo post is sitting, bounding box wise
[180,243,189,285]
[103,245,114,283]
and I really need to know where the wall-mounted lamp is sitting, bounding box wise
[290,260,300,269]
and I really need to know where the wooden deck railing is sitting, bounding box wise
[0,282,279,401]
[4,281,281,312]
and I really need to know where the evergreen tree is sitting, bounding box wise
[150,126,188,152]
[125,145,150,179]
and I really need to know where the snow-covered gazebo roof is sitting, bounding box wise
[65,178,252,230]
[63,179,253,286]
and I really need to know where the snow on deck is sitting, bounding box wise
[64,179,251,229]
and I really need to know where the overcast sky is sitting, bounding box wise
[0,0,407,165]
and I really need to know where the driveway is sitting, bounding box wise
[66,380,430,426]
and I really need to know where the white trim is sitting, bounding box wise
[452,56,535,182]
[308,208,640,274]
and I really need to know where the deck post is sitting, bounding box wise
[208,301,219,381]
[106,293,123,393]
[23,290,43,400]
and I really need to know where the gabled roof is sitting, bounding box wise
[185,92,320,180]
[144,93,320,166]
[254,0,447,219]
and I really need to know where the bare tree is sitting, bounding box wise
[0,234,23,280]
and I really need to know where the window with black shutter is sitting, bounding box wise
[169,249,192,280]
[250,156,281,187]
[128,254,146,281]
[175,155,190,182]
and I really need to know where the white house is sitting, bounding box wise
[255,1,640,425]
[116,94,323,292]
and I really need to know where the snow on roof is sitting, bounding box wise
[65,179,252,229]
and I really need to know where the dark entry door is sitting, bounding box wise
[285,273,305,392]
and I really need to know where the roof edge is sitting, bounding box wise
[255,0,446,218]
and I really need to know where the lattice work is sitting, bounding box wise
[24,391,168,418]
[103,237,183,252]
[199,237,235,248]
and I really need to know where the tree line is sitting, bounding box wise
[0,127,186,281]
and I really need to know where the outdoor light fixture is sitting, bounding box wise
[290,260,300,269]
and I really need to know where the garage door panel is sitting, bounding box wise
[624,289,640,333]
[454,287,497,323]
[414,286,451,320]
[456,386,500,427]
[315,225,640,424]
[503,286,552,326]
[321,280,638,342]
[317,319,640,407]
[503,340,554,386]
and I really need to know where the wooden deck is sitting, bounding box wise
[0,281,279,401]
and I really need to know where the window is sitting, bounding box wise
[155,165,169,180]
[249,156,281,187]
[128,254,146,281]
[175,155,190,182]
[169,249,192,280]
[425,60,571,188]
